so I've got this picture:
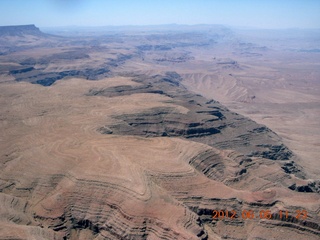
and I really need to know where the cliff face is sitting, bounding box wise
[0,24,45,37]
[94,73,296,163]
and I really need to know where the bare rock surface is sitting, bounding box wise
[0,25,319,240]
[94,73,295,163]
[0,76,319,239]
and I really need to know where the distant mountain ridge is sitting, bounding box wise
[0,24,46,37]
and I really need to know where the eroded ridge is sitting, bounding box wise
[0,74,319,240]
[0,25,319,239]
[96,74,296,163]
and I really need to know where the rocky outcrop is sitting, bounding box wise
[105,53,133,68]
[96,73,296,164]
[249,144,294,160]
[289,180,320,193]
[9,66,35,74]
[7,51,133,85]
[153,52,195,63]
[105,106,220,138]
[10,68,110,86]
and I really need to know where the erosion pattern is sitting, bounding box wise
[94,73,295,162]
[0,25,319,240]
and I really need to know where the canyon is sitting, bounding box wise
[0,24,319,239]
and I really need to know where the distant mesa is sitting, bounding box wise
[0,24,46,37]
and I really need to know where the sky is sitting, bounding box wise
[0,0,319,29]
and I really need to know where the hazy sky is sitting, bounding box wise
[0,0,319,29]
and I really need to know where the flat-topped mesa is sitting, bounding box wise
[0,24,45,36]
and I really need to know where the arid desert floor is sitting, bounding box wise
[0,24,319,239]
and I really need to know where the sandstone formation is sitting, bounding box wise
[0,25,319,240]
[93,73,295,163]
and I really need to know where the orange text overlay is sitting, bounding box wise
[212,209,307,220]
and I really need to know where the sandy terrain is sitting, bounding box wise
[1,76,319,239]
[181,51,320,179]
[0,24,319,239]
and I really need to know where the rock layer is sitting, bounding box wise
[0,76,319,240]
[95,74,295,163]
[0,25,319,240]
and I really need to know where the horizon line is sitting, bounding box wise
[1,23,320,31]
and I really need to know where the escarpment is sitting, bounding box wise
[95,73,295,163]
[0,24,45,37]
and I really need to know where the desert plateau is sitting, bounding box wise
[0,23,319,240]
